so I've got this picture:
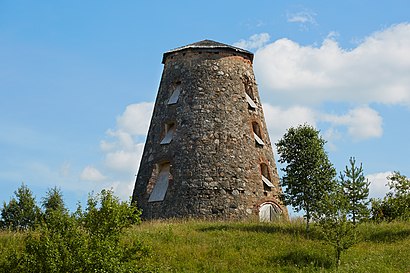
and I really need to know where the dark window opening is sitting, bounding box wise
[168,81,181,105]
[160,122,176,145]
[261,163,273,191]
[252,121,265,146]
[148,162,172,202]
[243,75,256,109]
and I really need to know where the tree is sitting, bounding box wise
[42,187,67,216]
[2,189,150,273]
[339,157,370,224]
[371,171,410,221]
[276,124,336,235]
[314,184,357,268]
[0,183,40,230]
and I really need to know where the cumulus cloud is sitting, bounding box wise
[263,104,317,142]
[80,166,106,182]
[101,102,154,174]
[254,23,410,106]
[234,33,270,51]
[116,102,153,135]
[366,171,392,199]
[263,103,382,144]
[80,102,153,200]
[323,106,383,140]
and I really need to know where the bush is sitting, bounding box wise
[1,189,153,273]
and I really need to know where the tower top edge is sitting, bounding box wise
[162,39,254,64]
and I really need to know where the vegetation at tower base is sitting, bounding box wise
[276,124,336,235]
[339,157,370,225]
[371,171,410,222]
[0,189,153,273]
[0,183,41,231]
[1,185,410,272]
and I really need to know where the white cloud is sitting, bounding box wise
[116,102,153,136]
[263,103,382,144]
[105,180,135,201]
[105,143,144,173]
[80,102,153,200]
[366,171,392,199]
[263,103,317,142]
[323,106,383,140]
[287,10,317,25]
[254,23,410,106]
[234,33,270,51]
[80,166,106,182]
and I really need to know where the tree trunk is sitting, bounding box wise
[305,211,310,238]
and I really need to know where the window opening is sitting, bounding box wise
[243,76,256,109]
[252,122,265,146]
[259,202,282,222]
[245,93,257,109]
[261,163,274,189]
[168,82,181,105]
[148,162,171,202]
[160,122,176,145]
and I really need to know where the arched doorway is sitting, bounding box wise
[259,202,282,222]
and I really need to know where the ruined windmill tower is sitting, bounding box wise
[132,40,288,221]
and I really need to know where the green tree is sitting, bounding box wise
[42,187,67,216]
[2,189,150,273]
[371,171,410,221]
[340,157,370,224]
[315,185,357,268]
[0,183,40,230]
[276,124,336,235]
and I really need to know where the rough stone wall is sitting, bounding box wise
[132,48,288,220]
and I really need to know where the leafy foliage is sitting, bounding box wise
[339,157,370,224]
[371,171,410,221]
[314,184,357,267]
[1,189,152,273]
[42,187,67,217]
[0,183,40,230]
[276,124,336,234]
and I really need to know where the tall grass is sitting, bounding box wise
[129,219,410,272]
[2,219,410,272]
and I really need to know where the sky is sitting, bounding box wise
[1,1,409,214]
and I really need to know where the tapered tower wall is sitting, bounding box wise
[132,41,287,220]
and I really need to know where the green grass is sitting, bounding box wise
[124,219,410,272]
[2,220,410,272]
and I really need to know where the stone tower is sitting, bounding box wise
[132,40,287,221]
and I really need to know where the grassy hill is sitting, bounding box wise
[2,219,410,272]
[128,219,410,272]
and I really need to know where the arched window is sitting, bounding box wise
[252,121,264,146]
[168,81,181,105]
[260,163,274,190]
[148,162,172,202]
[160,122,176,145]
[259,202,282,222]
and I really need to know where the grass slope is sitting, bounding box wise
[130,219,410,273]
[1,220,410,272]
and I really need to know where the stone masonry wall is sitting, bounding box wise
[132,48,288,220]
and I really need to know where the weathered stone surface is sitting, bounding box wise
[132,40,288,221]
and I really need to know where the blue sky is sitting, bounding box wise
[1,1,409,213]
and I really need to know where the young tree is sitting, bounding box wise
[41,187,67,220]
[315,185,357,268]
[0,183,40,230]
[276,124,336,235]
[340,157,370,224]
